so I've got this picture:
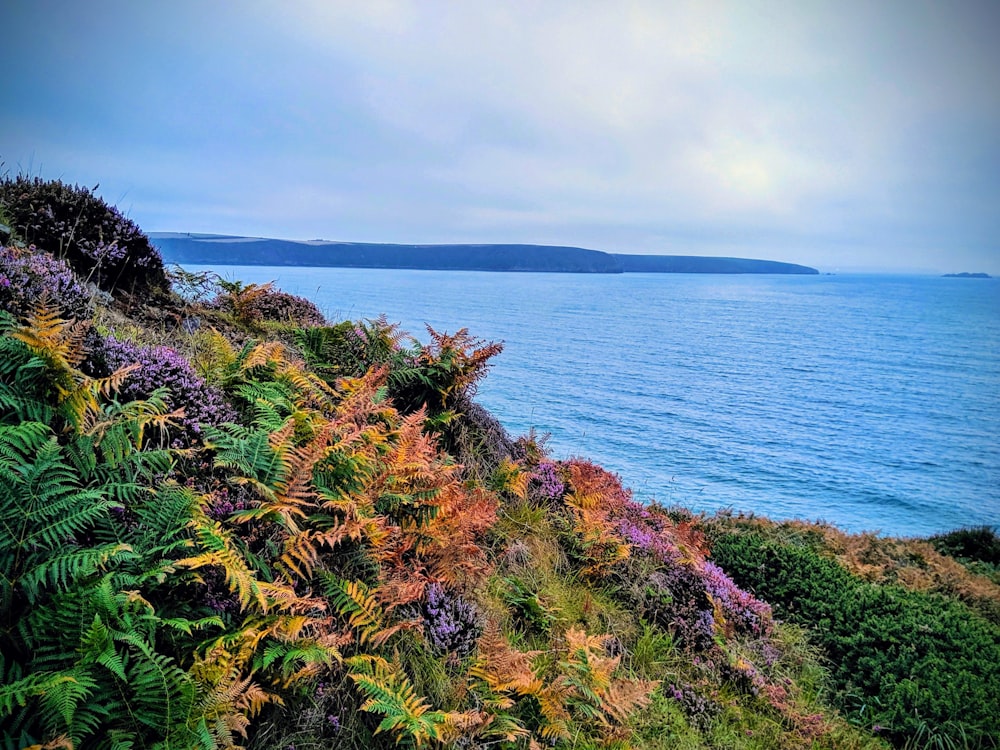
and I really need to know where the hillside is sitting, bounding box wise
[150,233,819,275]
[614,254,819,275]
[1,177,997,750]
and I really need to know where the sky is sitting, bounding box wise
[2,0,999,274]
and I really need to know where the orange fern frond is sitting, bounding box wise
[600,677,659,725]
[536,681,573,741]
[240,339,287,373]
[424,325,504,398]
[470,623,543,697]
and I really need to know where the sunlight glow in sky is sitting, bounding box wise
[2,0,998,273]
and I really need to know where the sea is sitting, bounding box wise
[183,265,1000,538]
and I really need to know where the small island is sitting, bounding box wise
[943,272,992,278]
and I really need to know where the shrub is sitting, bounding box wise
[0,175,167,294]
[244,288,326,327]
[419,583,483,658]
[207,280,327,328]
[530,460,566,503]
[640,564,716,651]
[446,390,515,483]
[700,560,773,638]
[711,532,1000,746]
[666,682,721,731]
[87,334,236,442]
[0,244,91,320]
[929,525,1000,566]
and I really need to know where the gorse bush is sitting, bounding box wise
[710,532,1000,747]
[707,512,1000,629]
[0,175,167,294]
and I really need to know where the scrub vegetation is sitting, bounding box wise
[1,176,996,749]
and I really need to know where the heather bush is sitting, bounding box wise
[640,564,717,651]
[418,583,483,658]
[711,532,1000,746]
[0,175,167,294]
[0,244,91,320]
[245,288,326,327]
[575,473,774,645]
[700,560,773,638]
[530,460,566,503]
[666,682,721,731]
[616,503,686,566]
[207,280,327,328]
[87,334,236,442]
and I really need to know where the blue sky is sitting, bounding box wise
[2,0,998,273]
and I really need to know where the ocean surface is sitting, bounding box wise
[185,265,1000,537]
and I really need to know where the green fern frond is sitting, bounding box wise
[324,577,387,646]
[0,671,79,718]
[346,654,447,748]
[38,667,98,737]
[125,638,195,736]
[21,543,134,598]
[255,639,339,686]
[78,615,127,681]
[177,507,267,612]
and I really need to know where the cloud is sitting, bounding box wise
[1,0,998,271]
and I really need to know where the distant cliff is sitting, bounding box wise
[150,234,621,273]
[614,253,819,274]
[150,233,820,275]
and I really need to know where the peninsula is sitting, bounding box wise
[150,232,819,275]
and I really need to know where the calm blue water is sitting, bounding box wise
[187,266,1000,537]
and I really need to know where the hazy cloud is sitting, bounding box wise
[2,0,998,272]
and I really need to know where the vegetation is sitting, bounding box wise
[0,176,995,749]
[705,517,1000,748]
[0,176,168,296]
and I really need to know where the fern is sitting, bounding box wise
[324,577,412,648]
[21,543,134,596]
[0,315,228,748]
[0,672,80,719]
[346,654,448,749]
[125,639,196,736]
[9,302,137,431]
[177,506,268,612]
